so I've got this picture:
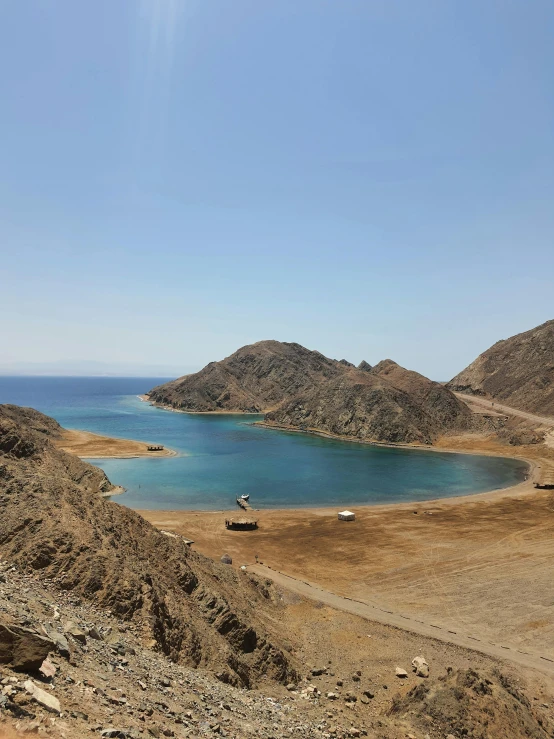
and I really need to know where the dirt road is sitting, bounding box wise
[455,393,554,444]
[249,563,554,677]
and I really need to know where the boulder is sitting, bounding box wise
[88,626,102,640]
[39,658,57,679]
[43,628,70,658]
[0,621,55,672]
[311,667,327,676]
[411,655,429,678]
[24,679,61,714]
[63,621,87,645]
[395,667,408,678]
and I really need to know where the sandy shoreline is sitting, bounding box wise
[56,428,177,459]
[140,395,262,415]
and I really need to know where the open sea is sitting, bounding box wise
[0,376,527,511]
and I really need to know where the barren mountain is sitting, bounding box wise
[448,319,554,415]
[0,405,296,687]
[148,340,345,412]
[148,341,474,444]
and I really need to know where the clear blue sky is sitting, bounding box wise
[1,1,553,379]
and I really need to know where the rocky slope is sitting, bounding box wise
[0,405,296,688]
[266,361,474,445]
[1,559,552,739]
[448,319,554,415]
[149,342,474,444]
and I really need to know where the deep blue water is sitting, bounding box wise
[0,376,527,511]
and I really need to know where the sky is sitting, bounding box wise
[1,0,553,379]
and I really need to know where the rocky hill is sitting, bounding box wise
[266,360,474,445]
[148,342,474,444]
[148,340,346,413]
[0,404,296,687]
[448,319,554,415]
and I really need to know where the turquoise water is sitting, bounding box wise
[0,377,527,510]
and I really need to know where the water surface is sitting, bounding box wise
[0,377,527,510]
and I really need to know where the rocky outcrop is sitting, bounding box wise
[0,405,297,687]
[448,319,554,415]
[149,342,474,444]
[390,668,550,739]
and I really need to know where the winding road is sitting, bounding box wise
[454,392,554,424]
[248,564,554,677]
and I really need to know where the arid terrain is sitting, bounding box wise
[140,423,554,669]
[3,321,554,737]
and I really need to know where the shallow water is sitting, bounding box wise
[0,376,527,510]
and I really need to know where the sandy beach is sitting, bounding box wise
[56,428,177,459]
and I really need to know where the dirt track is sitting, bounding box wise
[455,392,554,427]
[248,563,554,677]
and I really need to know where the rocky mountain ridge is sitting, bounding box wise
[148,342,474,445]
[448,319,554,415]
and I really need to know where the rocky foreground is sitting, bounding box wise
[148,342,477,445]
[0,405,296,687]
[448,319,554,415]
[2,558,552,739]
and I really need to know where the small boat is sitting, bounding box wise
[240,494,250,501]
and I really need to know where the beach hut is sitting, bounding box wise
[338,510,355,521]
[220,553,233,565]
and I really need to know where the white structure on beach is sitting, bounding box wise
[338,510,355,521]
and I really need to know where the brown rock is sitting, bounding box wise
[24,679,61,714]
[0,621,55,672]
[39,658,57,679]
[148,341,473,444]
[64,621,87,645]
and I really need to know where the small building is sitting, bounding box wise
[338,510,355,521]
[147,445,164,451]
